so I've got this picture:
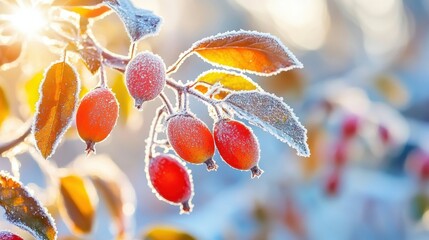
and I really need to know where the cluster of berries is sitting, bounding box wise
[74,52,262,212]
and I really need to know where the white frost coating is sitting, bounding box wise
[222,91,310,157]
[0,171,57,240]
[32,61,81,159]
[104,0,162,42]
[168,30,303,76]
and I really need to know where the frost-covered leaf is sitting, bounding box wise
[59,174,96,234]
[64,5,111,19]
[0,40,22,69]
[104,0,162,42]
[33,62,80,159]
[52,0,103,6]
[0,171,57,240]
[193,70,261,99]
[73,34,102,74]
[143,226,196,240]
[222,91,309,157]
[0,85,10,127]
[174,30,302,76]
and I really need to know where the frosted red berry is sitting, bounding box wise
[332,140,348,167]
[125,51,166,109]
[378,124,390,145]
[167,114,217,170]
[0,231,23,240]
[76,87,119,153]
[148,154,193,213]
[341,114,359,139]
[214,119,262,178]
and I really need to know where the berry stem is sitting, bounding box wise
[159,93,174,114]
[166,51,193,75]
[99,63,108,88]
[147,107,167,159]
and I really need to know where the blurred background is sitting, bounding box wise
[2,0,429,239]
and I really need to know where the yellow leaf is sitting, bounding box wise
[0,171,57,240]
[375,74,409,107]
[189,31,302,76]
[33,62,80,159]
[59,174,95,234]
[143,226,196,240]
[111,73,132,125]
[24,72,44,114]
[71,155,136,238]
[65,5,111,18]
[193,70,261,99]
[0,86,10,127]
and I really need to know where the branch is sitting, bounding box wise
[0,125,32,155]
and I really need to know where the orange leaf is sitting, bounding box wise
[33,62,80,159]
[51,0,103,6]
[65,5,111,18]
[59,174,96,234]
[173,30,302,76]
[0,41,22,69]
[0,171,57,240]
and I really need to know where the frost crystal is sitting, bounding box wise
[223,91,310,157]
[105,0,162,42]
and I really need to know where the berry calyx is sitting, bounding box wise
[0,231,23,240]
[166,113,217,171]
[125,51,166,109]
[147,154,193,213]
[76,87,119,153]
[214,119,262,178]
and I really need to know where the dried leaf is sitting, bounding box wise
[111,73,133,125]
[193,70,261,99]
[33,61,80,159]
[59,175,95,234]
[0,40,22,69]
[178,30,302,76]
[0,171,57,240]
[65,5,111,19]
[223,91,309,157]
[104,0,162,42]
[143,226,196,240]
[0,86,10,127]
[51,0,103,6]
[24,72,44,114]
[74,34,102,74]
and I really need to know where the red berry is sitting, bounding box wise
[214,119,262,178]
[378,124,390,145]
[332,140,348,167]
[341,114,359,139]
[324,169,341,196]
[125,51,166,109]
[147,154,193,213]
[167,114,217,170]
[76,87,119,153]
[0,231,23,240]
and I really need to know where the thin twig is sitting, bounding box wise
[159,92,174,114]
[147,107,166,159]
[0,125,32,156]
